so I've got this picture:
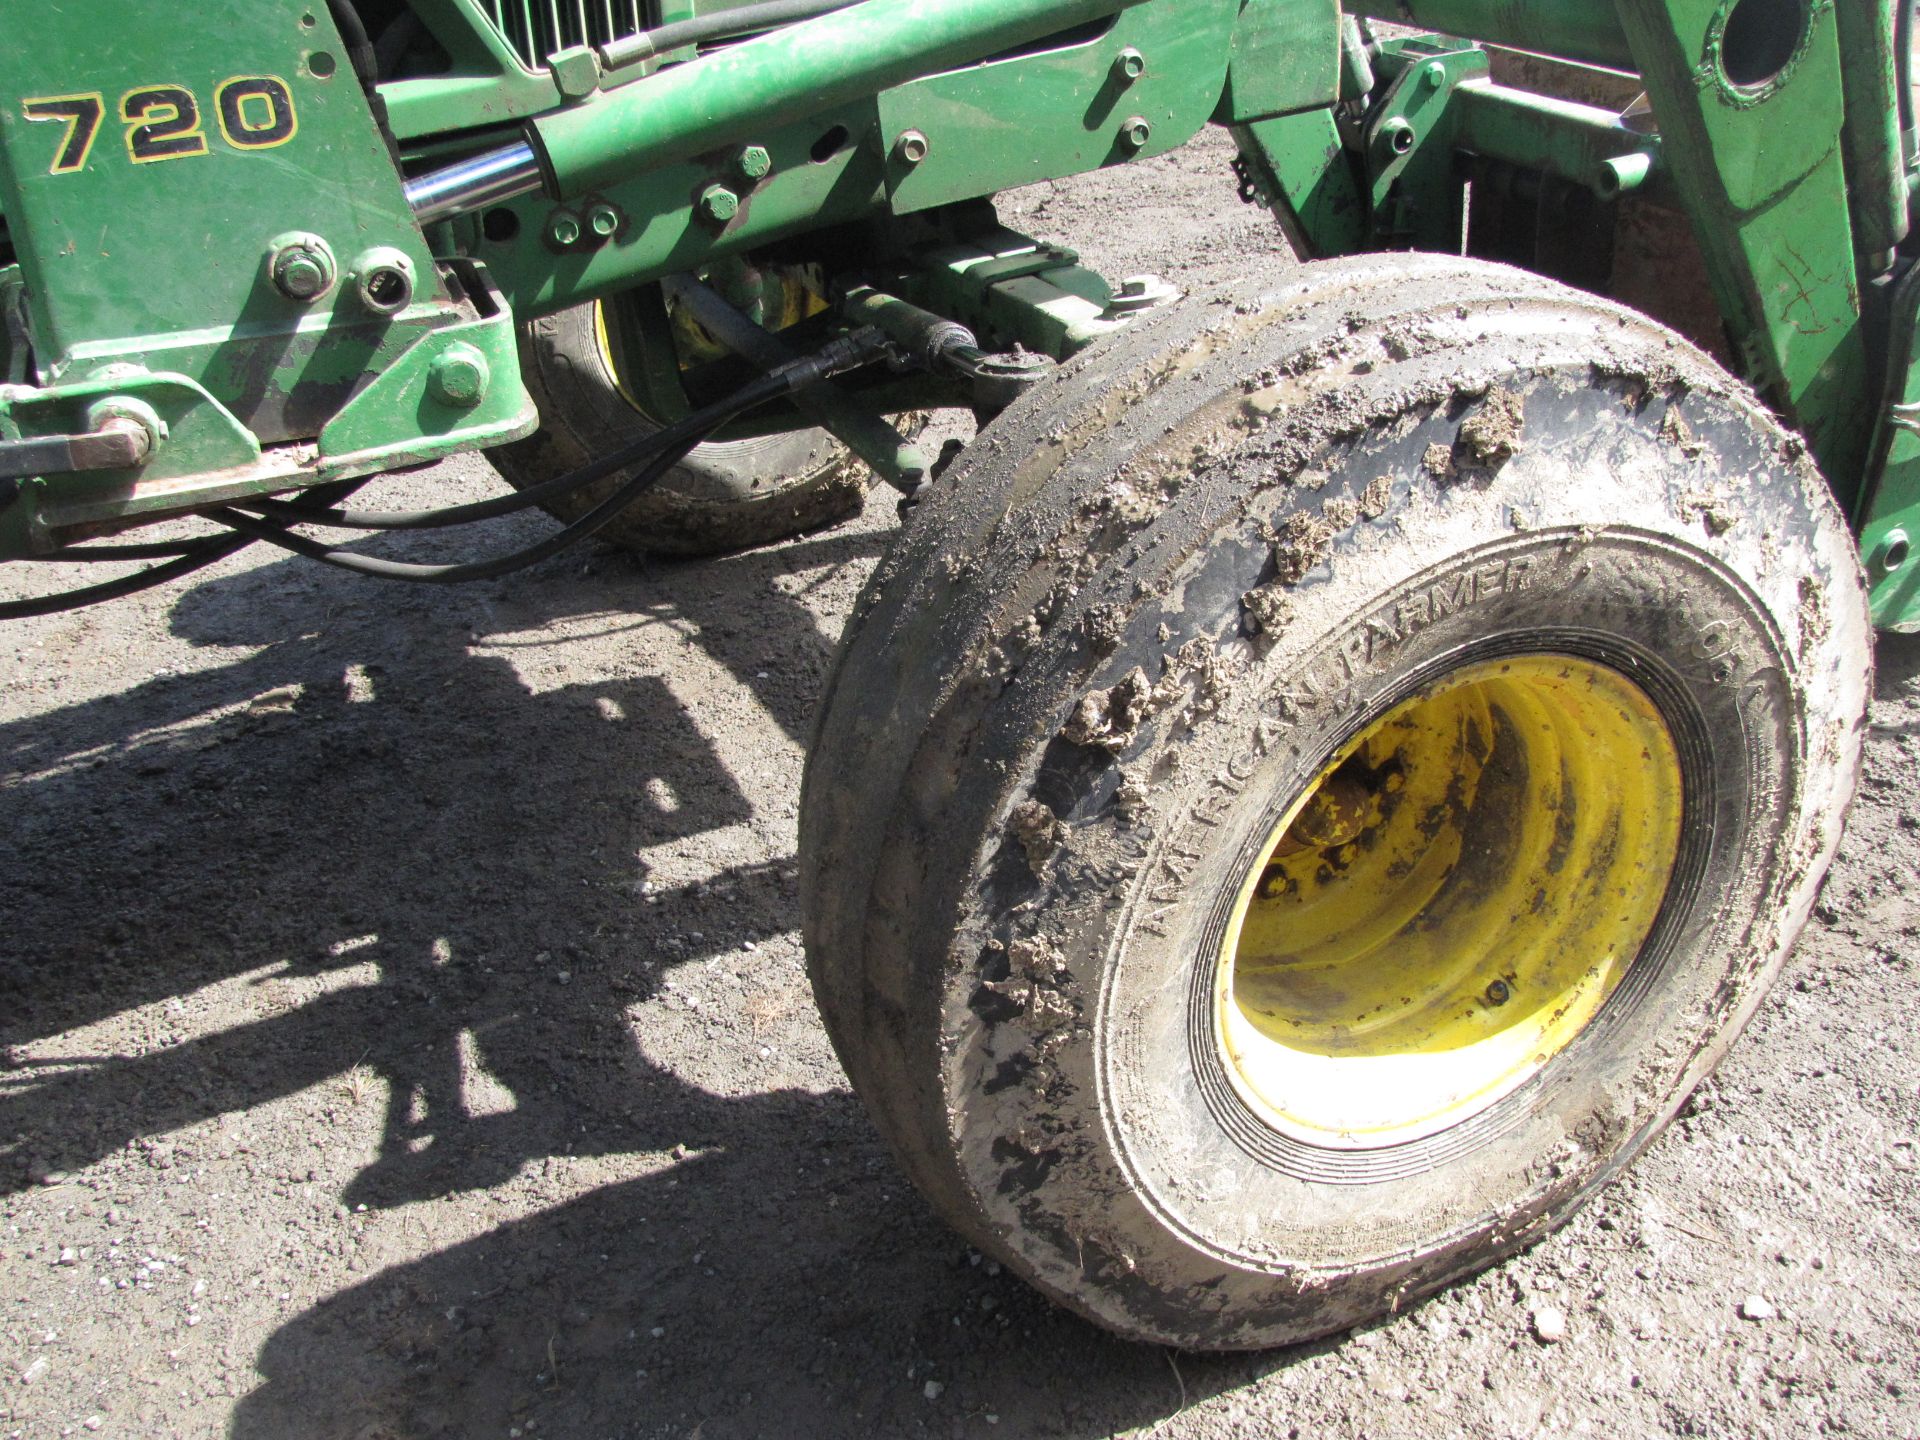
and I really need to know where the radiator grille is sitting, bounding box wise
[479,0,651,70]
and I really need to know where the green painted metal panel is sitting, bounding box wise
[0,0,452,444]
[874,0,1238,215]
[1610,0,1871,500]
[528,0,1157,197]
[1215,0,1342,124]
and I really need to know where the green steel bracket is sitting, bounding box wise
[1348,1,1636,71]
[1854,262,1920,630]
[0,0,459,447]
[1228,110,1369,258]
[1610,0,1871,502]
[318,262,538,479]
[904,226,1162,358]
[1451,81,1666,204]
[1832,0,1909,270]
[1212,0,1342,124]
[1361,37,1489,250]
[875,0,1238,214]
[0,262,534,558]
[379,0,566,142]
[0,371,288,557]
[476,0,1236,317]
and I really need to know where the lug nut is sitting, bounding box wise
[1120,116,1151,151]
[893,130,930,166]
[1485,979,1512,1007]
[698,184,739,225]
[736,145,773,181]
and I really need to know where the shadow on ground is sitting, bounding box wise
[1,522,1323,1438]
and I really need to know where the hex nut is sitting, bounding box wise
[267,233,337,303]
[428,343,490,409]
[1113,48,1146,83]
[549,211,583,246]
[893,130,930,166]
[699,184,740,224]
[1120,116,1151,151]
[587,203,620,238]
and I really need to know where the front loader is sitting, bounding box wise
[0,0,1908,1348]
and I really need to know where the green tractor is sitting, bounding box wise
[0,0,1909,1349]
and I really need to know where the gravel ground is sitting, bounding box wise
[3,130,1918,1440]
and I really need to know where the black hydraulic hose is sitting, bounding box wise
[230,407,701,531]
[207,328,885,582]
[0,535,255,620]
[0,480,364,622]
[212,431,705,583]
[598,0,863,69]
[26,538,218,561]
[230,326,886,534]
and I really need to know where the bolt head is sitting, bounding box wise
[277,254,329,300]
[429,344,490,409]
[737,145,773,181]
[1113,47,1146,83]
[268,235,336,303]
[1120,116,1151,151]
[893,130,930,166]
[549,212,582,246]
[1423,60,1447,88]
[587,204,620,238]
[699,185,739,223]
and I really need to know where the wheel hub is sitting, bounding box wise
[1216,655,1685,1149]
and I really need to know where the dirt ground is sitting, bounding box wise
[4,130,1919,1440]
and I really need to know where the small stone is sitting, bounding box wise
[186,1314,201,1327]
[1530,1305,1567,1344]
[83,1418,103,1432]
[55,1247,76,1266]
[555,970,572,985]
[650,1326,665,1338]
[20,1355,48,1385]
[922,1380,944,1401]
[1740,1294,1777,1321]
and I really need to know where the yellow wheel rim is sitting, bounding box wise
[1216,655,1684,1149]
[591,269,829,417]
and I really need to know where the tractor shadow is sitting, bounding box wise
[0,506,879,1200]
[2,495,1311,1438]
[226,1143,1325,1440]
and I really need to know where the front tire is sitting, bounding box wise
[492,295,869,558]
[800,255,1870,1349]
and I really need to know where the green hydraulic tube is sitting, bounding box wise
[1344,0,1635,71]
[1834,0,1909,271]
[529,0,1153,200]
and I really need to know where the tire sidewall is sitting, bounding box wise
[936,371,1863,1347]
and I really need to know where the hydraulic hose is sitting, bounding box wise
[209,328,887,583]
[599,0,864,70]
[0,480,365,622]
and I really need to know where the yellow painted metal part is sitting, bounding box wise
[590,269,829,417]
[1216,655,1683,1149]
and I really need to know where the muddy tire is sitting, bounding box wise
[491,300,869,558]
[799,255,1871,1349]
